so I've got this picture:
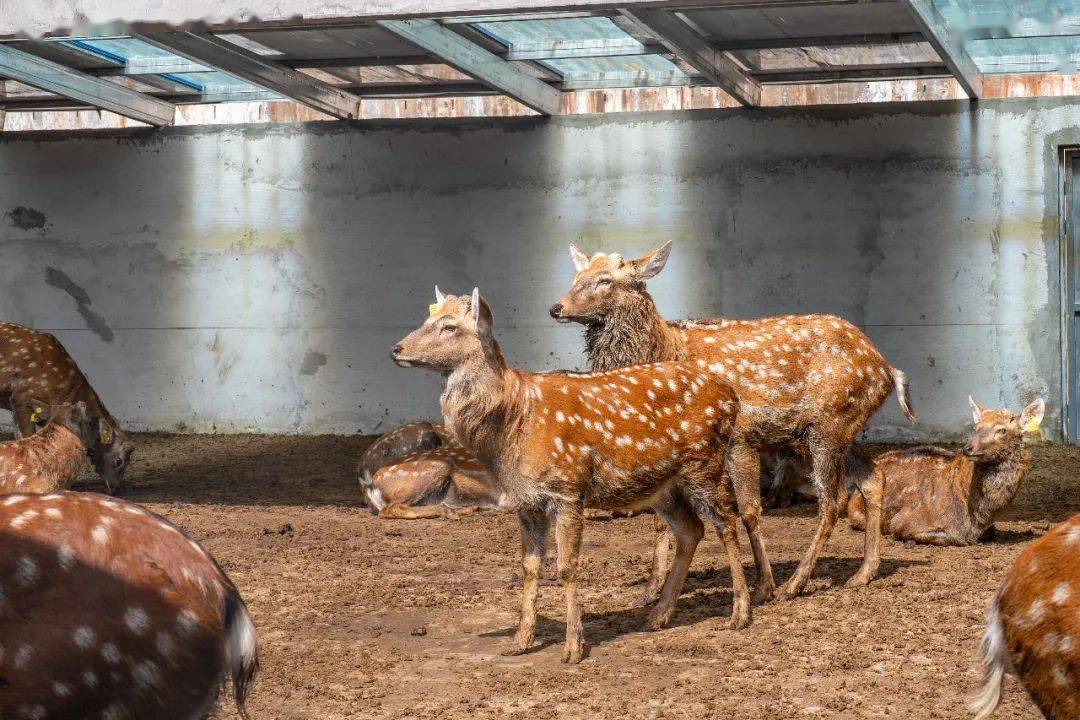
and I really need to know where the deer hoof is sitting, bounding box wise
[644,607,672,632]
[845,568,874,588]
[729,599,752,630]
[776,581,803,601]
[500,643,531,657]
[562,640,585,664]
[752,583,776,604]
[636,585,662,608]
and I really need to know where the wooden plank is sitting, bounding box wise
[139,31,362,118]
[900,0,983,98]
[376,18,561,114]
[618,8,760,105]
[0,43,175,124]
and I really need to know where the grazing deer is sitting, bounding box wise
[849,397,1044,546]
[0,399,95,494]
[393,288,749,663]
[0,322,135,492]
[0,491,258,719]
[551,242,915,599]
[971,513,1080,720]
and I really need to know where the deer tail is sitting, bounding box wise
[890,367,916,423]
[970,593,1008,720]
[224,588,259,720]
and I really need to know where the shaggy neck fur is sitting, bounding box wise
[14,423,87,490]
[967,441,1031,532]
[440,351,527,474]
[583,289,686,371]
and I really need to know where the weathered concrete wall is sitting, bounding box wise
[0,97,1072,439]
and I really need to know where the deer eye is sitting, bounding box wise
[995,427,1007,435]
[596,277,612,287]
[440,324,458,335]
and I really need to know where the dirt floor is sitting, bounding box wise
[77,434,1080,720]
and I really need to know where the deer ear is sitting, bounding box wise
[98,418,114,446]
[1020,398,1045,433]
[969,395,985,424]
[28,399,49,424]
[471,289,498,357]
[569,244,590,273]
[631,241,672,280]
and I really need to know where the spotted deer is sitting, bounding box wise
[551,242,915,599]
[0,399,95,494]
[357,421,449,481]
[393,288,749,663]
[0,323,135,492]
[849,397,1044,546]
[971,513,1080,720]
[0,491,258,719]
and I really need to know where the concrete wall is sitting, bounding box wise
[0,97,1074,440]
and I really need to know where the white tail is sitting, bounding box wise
[970,596,1008,719]
[225,589,260,720]
[891,367,916,423]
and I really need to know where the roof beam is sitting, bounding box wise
[617,9,760,106]
[900,0,983,98]
[755,64,950,84]
[715,32,926,51]
[0,43,175,124]
[376,19,561,115]
[138,31,362,118]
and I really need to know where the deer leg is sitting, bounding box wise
[646,490,704,631]
[778,445,843,600]
[554,502,586,664]
[727,440,775,602]
[378,503,458,520]
[503,508,550,656]
[846,465,884,588]
[638,515,672,607]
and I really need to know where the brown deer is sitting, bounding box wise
[393,288,749,663]
[849,397,1044,546]
[0,399,95,494]
[0,491,258,718]
[551,242,915,599]
[0,322,135,492]
[357,421,449,480]
[971,513,1080,720]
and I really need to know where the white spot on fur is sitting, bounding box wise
[73,626,95,648]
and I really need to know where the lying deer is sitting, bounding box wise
[393,288,749,663]
[971,513,1080,720]
[0,491,258,718]
[357,421,448,480]
[0,322,135,492]
[0,399,95,493]
[551,242,915,599]
[848,397,1044,546]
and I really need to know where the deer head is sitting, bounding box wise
[549,242,672,325]
[90,420,135,495]
[392,287,500,373]
[965,397,1045,462]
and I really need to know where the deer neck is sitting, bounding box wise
[584,292,685,372]
[440,352,519,470]
[969,443,1030,528]
[31,424,87,484]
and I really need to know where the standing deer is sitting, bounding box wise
[0,491,258,718]
[393,288,749,663]
[972,513,1080,720]
[550,242,915,599]
[0,399,95,494]
[849,397,1044,546]
[0,322,135,492]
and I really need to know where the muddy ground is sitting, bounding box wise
[80,434,1079,719]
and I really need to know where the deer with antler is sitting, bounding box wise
[550,242,915,599]
[393,288,750,663]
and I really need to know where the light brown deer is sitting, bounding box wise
[551,242,915,599]
[0,399,95,494]
[393,288,749,663]
[972,513,1080,720]
[849,397,1044,546]
[0,322,135,492]
[0,491,258,719]
[357,421,448,480]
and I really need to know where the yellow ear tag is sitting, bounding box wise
[101,428,112,445]
[428,303,443,318]
[1023,416,1042,434]
[30,407,43,423]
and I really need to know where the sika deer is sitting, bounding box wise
[357,421,449,481]
[849,397,1044,546]
[0,491,258,719]
[0,399,95,494]
[971,513,1080,720]
[551,242,915,599]
[0,323,135,492]
[393,288,749,663]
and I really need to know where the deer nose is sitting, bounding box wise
[549,303,564,319]
[963,442,976,456]
[391,343,404,358]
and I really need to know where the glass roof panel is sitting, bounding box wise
[473,17,631,46]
